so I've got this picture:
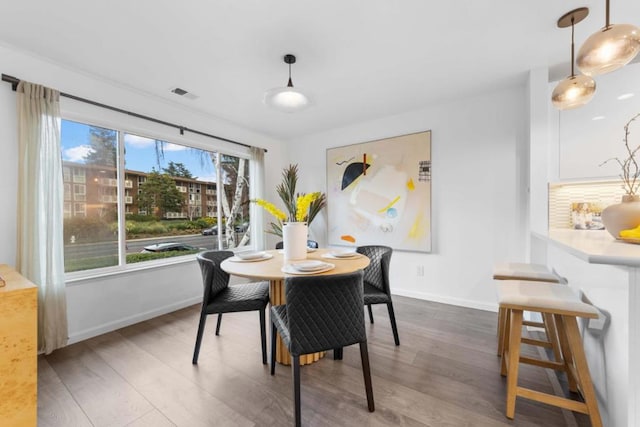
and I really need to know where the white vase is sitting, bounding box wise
[601,194,640,239]
[283,222,308,261]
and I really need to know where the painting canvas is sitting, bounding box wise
[326,131,431,252]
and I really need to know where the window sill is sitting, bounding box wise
[64,254,198,286]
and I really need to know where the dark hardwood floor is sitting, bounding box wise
[38,296,591,426]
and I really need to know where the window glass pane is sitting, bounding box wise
[123,134,251,263]
[60,119,254,274]
[61,120,119,272]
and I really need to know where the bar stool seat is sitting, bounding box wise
[493,262,563,283]
[493,262,564,358]
[496,280,602,426]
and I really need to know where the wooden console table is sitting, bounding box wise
[0,264,37,426]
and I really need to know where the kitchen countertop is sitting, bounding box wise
[537,229,640,267]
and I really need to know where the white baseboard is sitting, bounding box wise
[68,296,202,345]
[392,288,498,313]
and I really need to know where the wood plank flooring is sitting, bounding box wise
[38,296,591,426]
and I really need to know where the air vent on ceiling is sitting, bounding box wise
[170,87,199,100]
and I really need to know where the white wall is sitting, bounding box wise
[286,86,529,310]
[0,43,287,342]
[0,40,529,339]
[0,78,18,266]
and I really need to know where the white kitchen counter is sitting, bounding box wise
[544,229,640,267]
[534,229,640,427]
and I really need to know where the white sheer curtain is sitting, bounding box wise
[249,146,266,250]
[16,81,68,354]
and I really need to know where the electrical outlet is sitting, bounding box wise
[417,265,424,276]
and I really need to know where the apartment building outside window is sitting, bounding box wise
[60,120,252,274]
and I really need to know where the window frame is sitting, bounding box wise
[60,105,257,282]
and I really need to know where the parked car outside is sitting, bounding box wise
[141,243,204,253]
[202,225,225,236]
[235,222,250,232]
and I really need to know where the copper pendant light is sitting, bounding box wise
[551,8,597,110]
[577,0,640,76]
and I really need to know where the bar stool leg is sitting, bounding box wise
[497,307,506,356]
[554,314,579,393]
[506,309,523,419]
[501,308,512,377]
[542,313,562,363]
[563,315,603,427]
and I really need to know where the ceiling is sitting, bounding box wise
[1,1,638,140]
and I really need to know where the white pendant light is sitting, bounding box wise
[577,0,640,76]
[264,54,311,113]
[552,8,597,110]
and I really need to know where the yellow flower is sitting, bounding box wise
[296,192,320,222]
[255,199,287,221]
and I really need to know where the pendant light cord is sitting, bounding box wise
[570,16,576,77]
[287,62,293,88]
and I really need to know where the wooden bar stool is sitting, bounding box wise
[496,280,602,426]
[493,262,564,358]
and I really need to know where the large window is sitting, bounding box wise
[61,120,252,274]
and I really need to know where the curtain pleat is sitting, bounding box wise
[16,81,68,354]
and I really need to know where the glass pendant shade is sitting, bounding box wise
[577,23,640,76]
[263,86,310,113]
[551,74,596,110]
[264,54,311,113]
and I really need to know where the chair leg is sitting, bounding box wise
[563,315,603,427]
[367,305,374,324]
[506,309,523,419]
[333,347,343,360]
[497,306,506,356]
[215,313,223,336]
[387,302,400,346]
[260,309,267,365]
[359,341,375,412]
[192,311,207,365]
[270,322,277,375]
[292,356,301,427]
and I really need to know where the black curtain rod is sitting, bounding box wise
[1,74,266,152]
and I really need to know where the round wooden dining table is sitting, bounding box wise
[220,248,370,366]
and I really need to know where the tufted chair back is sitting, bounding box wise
[356,245,392,294]
[197,251,233,303]
[284,271,366,356]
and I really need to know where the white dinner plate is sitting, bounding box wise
[229,253,273,263]
[330,249,358,258]
[235,250,266,260]
[322,250,360,260]
[281,262,335,275]
[291,260,326,271]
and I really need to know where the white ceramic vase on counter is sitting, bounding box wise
[601,194,640,239]
[283,222,308,260]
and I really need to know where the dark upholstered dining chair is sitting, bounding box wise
[356,245,399,345]
[270,271,374,426]
[275,240,319,249]
[192,250,270,365]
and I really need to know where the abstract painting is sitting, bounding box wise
[326,130,431,252]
